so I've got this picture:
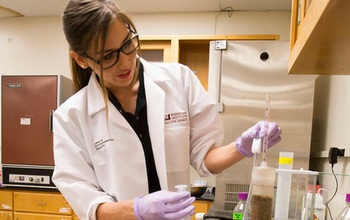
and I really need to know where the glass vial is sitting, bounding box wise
[336,194,350,220]
[175,184,191,220]
[233,192,248,220]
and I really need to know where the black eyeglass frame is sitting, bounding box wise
[83,31,139,70]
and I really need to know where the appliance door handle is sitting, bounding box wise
[49,110,54,132]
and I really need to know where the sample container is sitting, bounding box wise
[275,152,294,220]
[249,161,276,220]
[275,169,319,220]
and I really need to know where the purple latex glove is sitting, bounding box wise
[134,190,195,220]
[236,121,282,157]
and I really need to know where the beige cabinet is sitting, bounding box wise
[289,0,350,75]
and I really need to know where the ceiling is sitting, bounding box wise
[0,0,291,18]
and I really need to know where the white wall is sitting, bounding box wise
[0,11,291,76]
[1,10,349,218]
[132,11,291,40]
[0,17,70,77]
[310,75,350,218]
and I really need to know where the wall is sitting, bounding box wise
[310,75,350,218]
[0,10,291,185]
[0,10,349,218]
[0,11,291,78]
[0,17,70,77]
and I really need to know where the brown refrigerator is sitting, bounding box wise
[1,75,72,189]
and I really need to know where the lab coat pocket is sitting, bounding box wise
[164,126,190,173]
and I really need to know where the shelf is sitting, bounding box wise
[310,150,350,159]
[288,0,350,75]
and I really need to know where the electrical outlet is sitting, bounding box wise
[193,180,207,186]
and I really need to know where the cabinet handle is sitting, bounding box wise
[49,110,54,132]
[3,212,12,220]
[37,201,47,206]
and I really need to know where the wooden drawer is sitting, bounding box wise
[13,191,72,215]
[0,211,13,220]
[0,190,13,211]
[14,212,72,220]
[192,200,213,220]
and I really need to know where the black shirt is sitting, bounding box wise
[107,63,161,193]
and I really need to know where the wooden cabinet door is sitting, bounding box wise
[192,200,213,220]
[140,40,173,63]
[13,192,72,215]
[0,211,13,220]
[0,191,13,211]
[14,212,72,220]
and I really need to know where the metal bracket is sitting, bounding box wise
[216,103,224,113]
[215,40,227,50]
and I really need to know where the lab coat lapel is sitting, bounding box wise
[86,74,130,129]
[143,66,168,190]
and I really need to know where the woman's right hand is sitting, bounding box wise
[134,190,195,220]
[236,121,282,157]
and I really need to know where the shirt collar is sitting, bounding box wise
[107,63,146,115]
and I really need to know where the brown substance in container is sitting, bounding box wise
[250,194,273,220]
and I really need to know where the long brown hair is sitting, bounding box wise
[63,0,140,93]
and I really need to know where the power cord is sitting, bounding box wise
[326,147,345,220]
[325,165,338,220]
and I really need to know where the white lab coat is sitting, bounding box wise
[52,59,224,220]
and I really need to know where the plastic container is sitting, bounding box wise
[301,186,326,220]
[274,152,294,220]
[336,194,350,220]
[314,189,326,220]
[233,192,248,220]
[175,184,191,220]
[273,169,319,220]
[248,161,275,220]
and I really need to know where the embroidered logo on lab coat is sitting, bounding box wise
[164,112,188,125]
[94,138,114,151]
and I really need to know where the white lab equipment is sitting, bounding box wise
[175,184,191,220]
[274,169,318,220]
[233,192,248,220]
[274,151,294,220]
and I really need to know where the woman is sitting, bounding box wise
[52,0,282,219]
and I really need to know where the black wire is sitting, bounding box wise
[325,164,338,220]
